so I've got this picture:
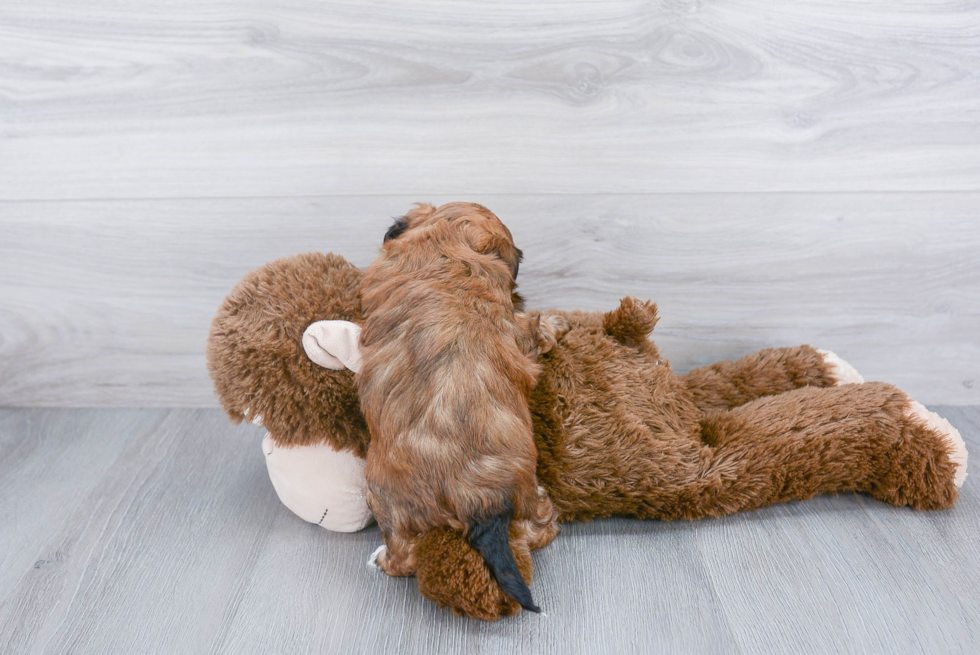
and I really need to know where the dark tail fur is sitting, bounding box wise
[466,501,541,614]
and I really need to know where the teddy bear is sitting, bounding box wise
[207,251,968,620]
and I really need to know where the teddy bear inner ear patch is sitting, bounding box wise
[302,320,363,372]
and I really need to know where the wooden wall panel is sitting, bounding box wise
[1,1,977,405]
[1,193,977,406]
[2,0,979,199]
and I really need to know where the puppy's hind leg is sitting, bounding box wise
[372,529,421,577]
[516,486,560,551]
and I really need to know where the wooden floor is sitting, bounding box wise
[1,407,978,654]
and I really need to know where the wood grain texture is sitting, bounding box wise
[0,410,148,594]
[2,0,980,199]
[0,407,978,654]
[1,193,977,406]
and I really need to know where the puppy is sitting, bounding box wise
[358,202,559,612]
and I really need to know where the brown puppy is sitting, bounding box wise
[358,202,559,612]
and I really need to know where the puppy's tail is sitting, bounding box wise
[467,501,541,614]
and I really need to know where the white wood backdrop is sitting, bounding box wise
[1,0,978,406]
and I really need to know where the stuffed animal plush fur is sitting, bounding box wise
[208,252,968,620]
[207,253,373,532]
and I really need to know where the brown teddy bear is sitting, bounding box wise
[207,251,967,620]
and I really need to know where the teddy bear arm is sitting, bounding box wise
[602,297,659,348]
[681,345,840,413]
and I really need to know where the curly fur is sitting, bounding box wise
[416,299,962,617]
[207,250,965,622]
[357,203,558,583]
[206,252,370,456]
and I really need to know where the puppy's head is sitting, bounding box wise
[384,203,523,281]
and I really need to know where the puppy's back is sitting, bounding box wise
[359,268,539,525]
[358,206,545,611]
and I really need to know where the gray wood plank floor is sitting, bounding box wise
[1,407,977,655]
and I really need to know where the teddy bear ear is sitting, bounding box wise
[302,320,363,373]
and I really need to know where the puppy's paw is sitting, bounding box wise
[541,314,570,341]
[534,313,570,355]
[519,311,569,358]
[367,544,387,570]
[816,349,864,386]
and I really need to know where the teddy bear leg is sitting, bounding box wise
[680,382,966,518]
[681,345,863,414]
[870,398,968,505]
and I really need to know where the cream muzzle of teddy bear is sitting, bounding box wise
[249,320,373,532]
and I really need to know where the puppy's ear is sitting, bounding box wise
[303,320,363,373]
[463,226,523,280]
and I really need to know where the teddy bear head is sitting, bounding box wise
[207,252,373,531]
